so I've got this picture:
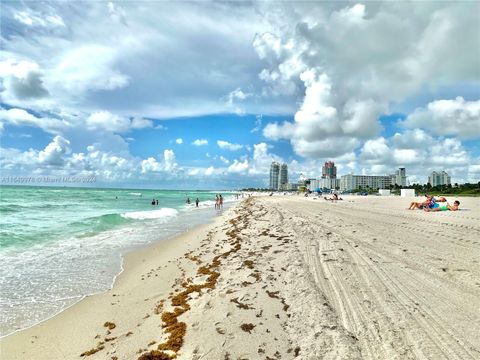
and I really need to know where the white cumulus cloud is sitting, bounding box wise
[217,140,243,151]
[401,97,480,139]
[192,139,208,146]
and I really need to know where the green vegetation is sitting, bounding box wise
[391,182,480,196]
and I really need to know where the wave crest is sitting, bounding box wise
[121,207,178,220]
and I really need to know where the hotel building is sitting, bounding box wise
[340,174,393,192]
[428,171,451,187]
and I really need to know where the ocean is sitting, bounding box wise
[0,185,237,336]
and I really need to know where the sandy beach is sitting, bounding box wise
[1,195,479,360]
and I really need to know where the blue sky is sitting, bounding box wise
[0,1,479,188]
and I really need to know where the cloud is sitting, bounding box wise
[175,138,183,144]
[13,8,65,28]
[259,1,479,158]
[1,1,290,118]
[227,159,249,174]
[400,97,480,139]
[356,133,479,183]
[141,149,178,173]
[192,139,208,146]
[1,1,478,186]
[131,117,153,129]
[163,149,177,171]
[391,129,435,149]
[217,140,243,151]
[38,135,70,165]
[263,121,295,140]
[86,111,151,133]
[0,107,67,134]
[51,45,130,96]
[218,155,229,165]
[107,1,128,26]
[0,59,49,99]
[263,70,383,157]
[141,157,161,173]
[251,114,262,133]
[224,87,252,115]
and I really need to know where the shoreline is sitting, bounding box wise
[1,202,233,359]
[0,200,236,339]
[2,195,479,359]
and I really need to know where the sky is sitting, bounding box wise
[0,0,479,189]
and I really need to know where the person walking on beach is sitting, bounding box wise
[219,194,223,209]
[196,198,199,207]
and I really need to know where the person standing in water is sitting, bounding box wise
[219,194,223,209]
[151,199,155,205]
[195,198,199,207]
[156,199,159,205]
[215,195,219,209]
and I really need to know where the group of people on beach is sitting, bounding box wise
[215,194,223,209]
[149,194,226,209]
[324,193,343,202]
[408,195,460,212]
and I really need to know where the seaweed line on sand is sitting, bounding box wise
[138,199,253,360]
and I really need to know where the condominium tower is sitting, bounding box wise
[322,161,337,179]
[269,162,288,190]
[269,162,280,190]
[428,171,451,187]
[279,163,288,189]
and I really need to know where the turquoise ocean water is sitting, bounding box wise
[0,186,236,336]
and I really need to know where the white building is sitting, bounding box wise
[428,171,451,187]
[389,167,407,187]
[309,178,340,191]
[395,168,407,187]
[340,174,392,192]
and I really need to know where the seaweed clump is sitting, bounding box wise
[80,343,105,357]
[137,350,177,360]
[240,323,256,333]
[103,322,116,330]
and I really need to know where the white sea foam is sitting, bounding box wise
[121,207,178,220]
[128,192,142,196]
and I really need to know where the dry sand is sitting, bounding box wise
[1,195,479,360]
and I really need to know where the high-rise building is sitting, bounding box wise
[322,161,337,179]
[388,167,408,186]
[269,162,280,190]
[270,162,288,190]
[395,167,407,187]
[279,163,288,189]
[428,171,451,187]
